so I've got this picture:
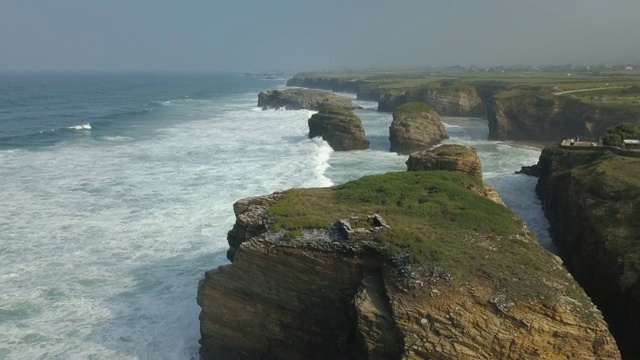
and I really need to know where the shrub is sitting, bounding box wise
[602,123,640,146]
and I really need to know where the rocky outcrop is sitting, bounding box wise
[487,92,640,141]
[406,144,483,179]
[515,164,541,177]
[378,86,485,116]
[308,106,369,151]
[198,169,620,360]
[389,103,448,154]
[286,74,380,101]
[536,145,640,358]
[258,88,359,111]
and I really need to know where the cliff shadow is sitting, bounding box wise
[367,135,392,152]
[86,250,228,360]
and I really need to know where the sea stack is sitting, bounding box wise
[389,102,448,155]
[308,106,369,151]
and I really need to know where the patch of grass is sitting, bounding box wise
[318,105,361,122]
[265,171,580,306]
[395,102,433,113]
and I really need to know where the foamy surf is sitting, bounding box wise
[69,122,92,130]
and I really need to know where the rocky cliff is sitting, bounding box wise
[536,145,640,358]
[198,165,620,359]
[258,88,359,111]
[286,75,380,101]
[378,86,486,117]
[487,91,640,141]
[389,102,448,155]
[308,106,369,151]
[407,144,482,179]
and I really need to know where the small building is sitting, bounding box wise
[622,139,640,149]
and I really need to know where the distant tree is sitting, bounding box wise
[602,123,640,147]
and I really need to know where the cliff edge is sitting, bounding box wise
[536,145,640,358]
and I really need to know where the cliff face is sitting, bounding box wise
[198,169,620,360]
[536,146,640,358]
[308,107,370,151]
[378,87,486,117]
[389,103,448,155]
[258,88,359,111]
[406,145,482,179]
[286,76,381,101]
[487,92,640,141]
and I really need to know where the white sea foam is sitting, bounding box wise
[68,123,92,130]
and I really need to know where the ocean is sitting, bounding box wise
[0,73,553,359]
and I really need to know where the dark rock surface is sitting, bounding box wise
[258,88,359,111]
[308,107,369,151]
[389,103,448,154]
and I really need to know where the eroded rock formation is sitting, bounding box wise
[406,144,483,179]
[389,103,448,155]
[487,92,640,141]
[536,145,640,358]
[258,88,360,111]
[198,165,620,359]
[308,106,369,151]
[378,87,485,117]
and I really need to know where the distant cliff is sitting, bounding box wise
[536,145,640,358]
[487,91,640,141]
[258,88,359,111]
[287,75,381,101]
[378,86,485,117]
[198,153,619,359]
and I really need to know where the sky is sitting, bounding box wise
[1,0,639,72]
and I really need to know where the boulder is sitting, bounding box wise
[389,102,448,154]
[406,144,482,180]
[308,106,369,151]
[258,88,359,111]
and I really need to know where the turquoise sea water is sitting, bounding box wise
[0,73,552,359]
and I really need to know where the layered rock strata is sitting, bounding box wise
[258,88,359,111]
[308,106,369,151]
[536,145,640,358]
[389,102,448,155]
[406,144,482,179]
[487,92,640,141]
[198,164,620,359]
[378,87,485,117]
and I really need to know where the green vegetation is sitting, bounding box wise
[293,70,640,104]
[602,123,640,146]
[266,171,580,304]
[395,102,433,113]
[318,105,361,122]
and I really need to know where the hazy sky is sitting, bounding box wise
[1,0,639,72]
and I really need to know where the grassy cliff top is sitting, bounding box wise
[395,102,433,114]
[295,69,640,105]
[266,171,592,308]
[318,105,361,121]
